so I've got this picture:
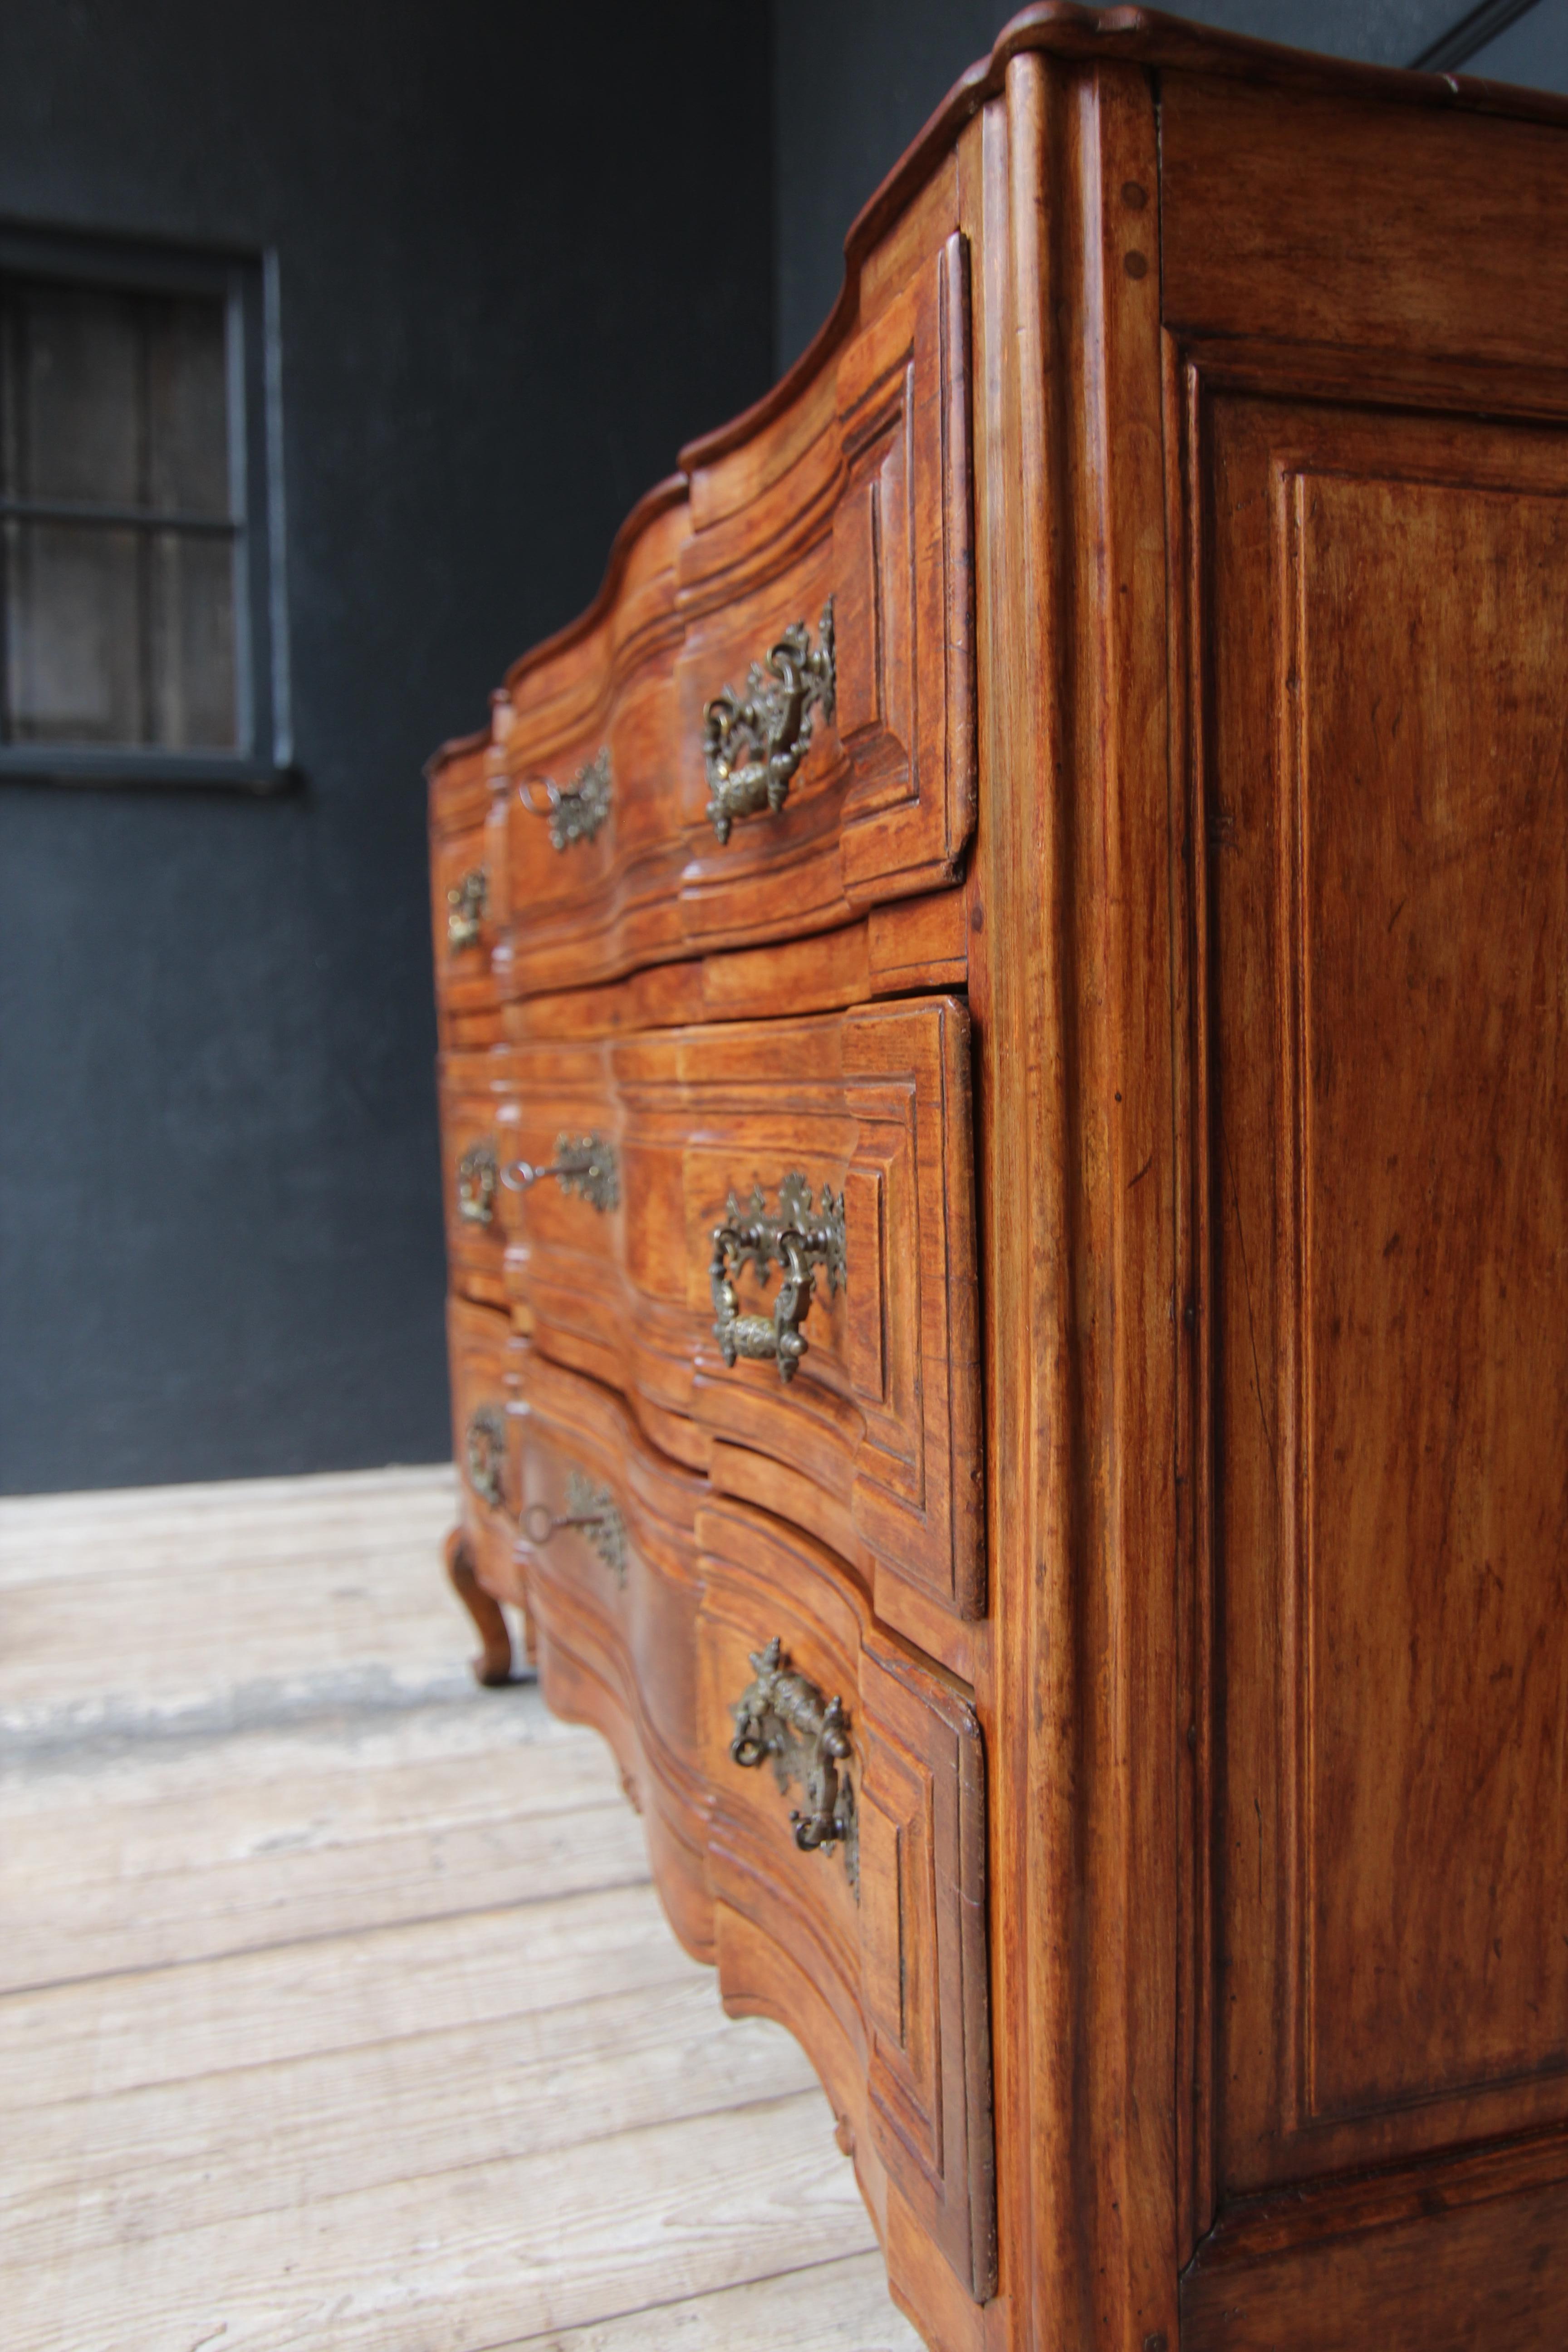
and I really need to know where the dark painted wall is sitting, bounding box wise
[772,0,1548,367]
[0,0,773,1494]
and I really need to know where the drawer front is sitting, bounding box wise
[438,1053,511,1307]
[497,645,687,995]
[675,230,975,941]
[699,1499,996,2312]
[507,1347,710,1960]
[493,230,974,996]
[429,735,500,1044]
[501,996,982,1674]
[447,1294,518,1592]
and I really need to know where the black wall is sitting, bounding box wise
[771,0,1535,368]
[0,1,773,1494]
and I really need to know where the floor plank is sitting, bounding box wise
[5,1982,821,2261]
[0,1887,694,2095]
[492,2252,930,2352]
[0,1468,925,2350]
[6,2091,880,2352]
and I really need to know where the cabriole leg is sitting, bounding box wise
[444,1526,513,1687]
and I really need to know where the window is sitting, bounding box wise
[0,227,289,788]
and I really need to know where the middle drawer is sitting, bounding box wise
[495,995,981,1678]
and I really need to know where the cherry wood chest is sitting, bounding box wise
[427,10,1568,2344]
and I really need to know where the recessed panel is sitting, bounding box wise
[1204,394,1568,2197]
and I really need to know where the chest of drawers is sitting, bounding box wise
[428,10,1568,2346]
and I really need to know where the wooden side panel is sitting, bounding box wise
[1181,2167,1568,2352]
[698,1499,995,2329]
[1161,75,1568,371]
[1198,391,1568,2215]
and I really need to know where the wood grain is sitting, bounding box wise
[497,997,982,1674]
[699,1495,996,2328]
[1197,389,1568,2196]
[422,11,1568,2344]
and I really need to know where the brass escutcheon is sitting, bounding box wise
[456,1141,499,1227]
[517,746,612,850]
[702,602,835,843]
[501,1132,618,1213]
[465,1404,508,1511]
[446,867,487,951]
[710,1171,845,1385]
[523,1469,627,1585]
[730,1635,857,1891]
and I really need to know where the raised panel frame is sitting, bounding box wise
[1176,351,1568,2248]
[697,1499,996,2318]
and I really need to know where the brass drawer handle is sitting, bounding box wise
[710,1173,844,1385]
[456,1142,498,1226]
[524,1470,627,1585]
[501,1131,619,1213]
[446,867,487,952]
[702,599,835,844]
[518,747,612,849]
[730,1635,857,1887]
[466,1404,508,1510]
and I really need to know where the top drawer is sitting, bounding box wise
[490,230,975,995]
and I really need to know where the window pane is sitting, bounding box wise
[1,283,143,506]
[147,296,230,519]
[151,530,237,747]
[3,519,143,742]
[0,270,241,754]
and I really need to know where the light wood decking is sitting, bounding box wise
[0,1465,923,2350]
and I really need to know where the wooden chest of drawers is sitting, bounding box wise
[428,10,1568,2346]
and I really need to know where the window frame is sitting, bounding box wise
[0,221,292,792]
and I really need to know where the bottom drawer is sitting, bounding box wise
[698,1498,996,2322]
[499,1347,712,1962]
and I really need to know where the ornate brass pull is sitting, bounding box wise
[456,1141,498,1227]
[710,1172,844,1385]
[518,747,612,849]
[523,1470,627,1585]
[730,1636,857,1888]
[466,1404,508,1511]
[702,601,835,844]
[500,1131,619,1213]
[446,867,487,951]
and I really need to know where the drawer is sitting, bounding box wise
[497,1348,711,1960]
[447,1293,518,1597]
[438,1051,518,1310]
[428,730,500,1047]
[493,229,975,996]
[699,1497,996,2320]
[500,995,983,1675]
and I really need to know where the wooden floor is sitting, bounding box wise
[0,1465,924,2352]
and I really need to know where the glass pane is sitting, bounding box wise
[150,529,237,747]
[0,271,242,753]
[1,282,142,506]
[147,295,230,518]
[3,519,143,743]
